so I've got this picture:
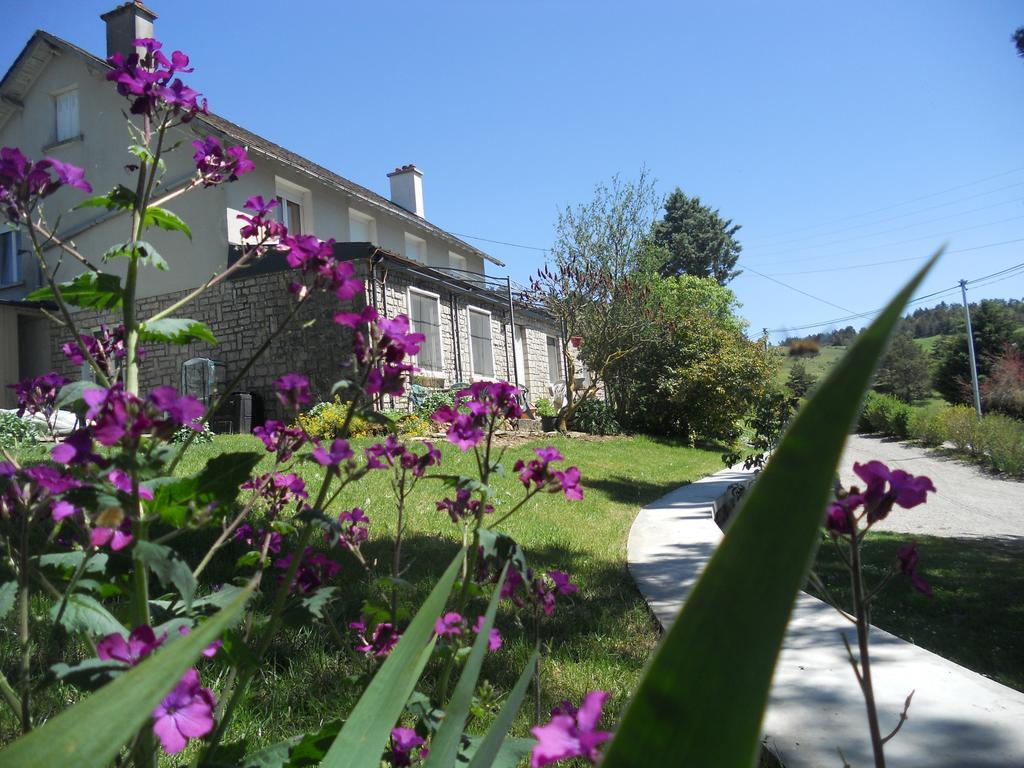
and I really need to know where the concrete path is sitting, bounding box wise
[840,434,1024,543]
[628,464,1024,768]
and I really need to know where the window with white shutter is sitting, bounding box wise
[467,308,494,378]
[55,89,79,142]
[409,288,443,373]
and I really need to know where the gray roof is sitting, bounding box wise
[0,30,505,267]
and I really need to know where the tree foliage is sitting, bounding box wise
[786,362,816,399]
[652,188,742,284]
[608,276,775,443]
[874,333,931,403]
[532,171,662,431]
[933,300,1019,404]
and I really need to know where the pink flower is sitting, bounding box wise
[313,438,354,467]
[388,727,427,767]
[530,691,611,767]
[273,373,311,410]
[434,611,463,638]
[91,518,133,551]
[897,542,933,597]
[472,615,502,652]
[97,625,162,665]
[853,461,936,524]
[151,668,216,754]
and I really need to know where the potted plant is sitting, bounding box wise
[535,398,558,431]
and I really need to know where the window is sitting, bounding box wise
[409,288,443,373]
[1,230,21,287]
[448,251,467,274]
[404,233,427,263]
[467,307,494,378]
[55,88,79,142]
[349,208,377,243]
[546,335,562,383]
[275,178,311,235]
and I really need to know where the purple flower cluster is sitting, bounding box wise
[897,542,933,597]
[312,438,354,469]
[106,38,206,120]
[274,372,312,411]
[500,568,579,616]
[234,522,283,555]
[433,381,523,451]
[8,372,67,420]
[350,617,400,657]
[61,324,142,379]
[514,446,584,501]
[530,691,611,767]
[334,507,370,551]
[387,727,427,767]
[273,547,341,594]
[66,384,203,451]
[252,420,307,462]
[365,436,441,477]
[96,625,217,754]
[0,461,81,524]
[191,136,254,186]
[336,308,424,396]
[280,233,363,301]
[435,488,493,523]
[241,472,308,517]
[236,195,287,242]
[431,610,502,652]
[0,146,91,222]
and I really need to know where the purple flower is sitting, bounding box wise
[897,542,933,597]
[434,611,463,638]
[336,507,369,550]
[852,461,936,524]
[313,438,354,467]
[23,465,80,495]
[97,625,162,666]
[51,429,101,466]
[274,373,311,411]
[472,615,502,652]
[191,136,254,186]
[825,493,861,536]
[253,420,307,461]
[553,466,584,501]
[530,690,611,767]
[0,147,91,221]
[151,668,216,754]
[108,469,154,501]
[351,618,400,657]
[436,488,493,523]
[387,727,427,767]
[8,372,67,418]
[547,570,579,597]
[91,516,133,551]
[51,500,77,521]
[433,381,523,452]
[273,547,340,593]
[237,195,286,240]
[106,39,206,120]
[47,158,92,192]
[148,386,204,430]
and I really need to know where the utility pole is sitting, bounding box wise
[959,279,983,417]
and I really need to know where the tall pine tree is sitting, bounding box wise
[652,189,742,284]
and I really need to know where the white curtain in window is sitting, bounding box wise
[468,309,494,377]
[56,90,79,141]
[410,292,443,372]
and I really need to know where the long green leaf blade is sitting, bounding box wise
[426,563,509,767]
[602,252,941,767]
[0,581,253,768]
[321,547,466,768]
[467,650,539,768]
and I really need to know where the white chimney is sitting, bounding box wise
[100,2,157,61]
[387,164,425,218]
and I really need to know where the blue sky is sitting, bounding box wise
[4,1,1023,338]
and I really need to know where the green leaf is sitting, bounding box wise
[467,652,539,768]
[133,541,197,613]
[26,271,123,309]
[4,583,252,768]
[139,318,216,345]
[74,185,136,212]
[426,563,508,768]
[242,720,342,768]
[55,381,97,410]
[283,586,337,626]
[102,241,168,271]
[126,144,165,173]
[48,658,126,691]
[478,528,528,581]
[49,593,125,637]
[144,206,192,239]
[321,548,466,768]
[465,735,536,768]
[600,251,941,768]
[0,581,16,621]
[37,551,108,578]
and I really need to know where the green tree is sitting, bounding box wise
[874,333,930,403]
[608,275,775,442]
[1014,27,1024,58]
[533,171,662,431]
[652,188,742,284]
[933,300,1018,404]
[786,362,816,398]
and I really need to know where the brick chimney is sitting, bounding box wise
[387,164,425,218]
[100,2,158,60]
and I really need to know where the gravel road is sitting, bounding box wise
[839,434,1024,542]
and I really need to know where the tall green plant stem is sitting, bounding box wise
[18,513,32,734]
[849,533,886,768]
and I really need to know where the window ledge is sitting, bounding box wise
[0,281,26,290]
[42,134,84,152]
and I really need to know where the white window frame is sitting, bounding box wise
[53,85,79,143]
[274,177,313,235]
[546,335,563,384]
[465,305,495,380]
[1,229,22,287]
[404,232,427,263]
[407,286,446,377]
[348,208,377,243]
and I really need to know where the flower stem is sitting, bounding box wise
[849,533,886,768]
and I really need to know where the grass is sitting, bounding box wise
[810,531,1024,692]
[773,345,849,388]
[0,432,724,755]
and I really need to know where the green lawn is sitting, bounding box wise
[810,532,1024,692]
[773,345,849,388]
[1,433,724,754]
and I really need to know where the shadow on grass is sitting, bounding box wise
[585,475,697,507]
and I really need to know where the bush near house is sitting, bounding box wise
[569,398,621,435]
[0,411,40,449]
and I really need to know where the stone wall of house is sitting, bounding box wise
[50,270,362,423]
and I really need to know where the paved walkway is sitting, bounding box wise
[840,435,1024,542]
[627,463,1024,768]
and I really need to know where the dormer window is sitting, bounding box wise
[404,233,427,263]
[275,178,312,235]
[349,208,377,243]
[55,87,79,143]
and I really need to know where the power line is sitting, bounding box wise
[764,259,1024,335]
[740,264,856,314]
[745,180,1024,251]
[747,165,1024,245]
[450,231,548,252]
[760,237,1024,277]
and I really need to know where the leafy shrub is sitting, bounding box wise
[297,398,377,439]
[786,362,816,398]
[909,405,946,447]
[172,423,213,444]
[939,405,981,454]
[415,389,458,419]
[981,345,1024,420]
[534,398,557,418]
[569,398,620,435]
[787,339,820,357]
[0,411,40,449]
[859,392,913,438]
[396,413,433,437]
[975,413,1024,476]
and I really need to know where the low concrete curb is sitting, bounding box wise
[627,466,1024,768]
